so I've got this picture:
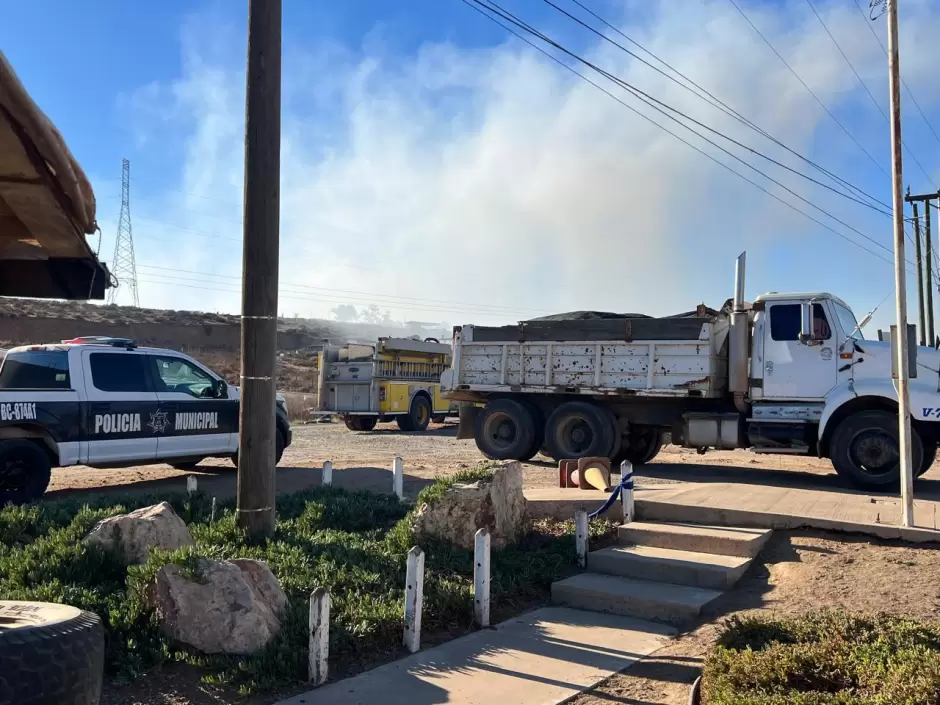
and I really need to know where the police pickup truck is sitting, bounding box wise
[0,337,292,504]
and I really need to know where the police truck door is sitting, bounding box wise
[148,353,236,460]
[81,349,159,463]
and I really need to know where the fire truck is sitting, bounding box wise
[317,337,457,431]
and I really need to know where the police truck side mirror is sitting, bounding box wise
[798,302,814,344]
[214,379,228,399]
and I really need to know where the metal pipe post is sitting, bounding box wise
[237,0,282,539]
[926,201,935,345]
[886,0,915,527]
[912,200,926,345]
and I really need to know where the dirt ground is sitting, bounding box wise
[51,422,940,705]
[571,530,940,705]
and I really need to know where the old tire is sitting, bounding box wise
[545,401,615,461]
[0,440,51,506]
[616,427,664,466]
[0,601,104,705]
[475,399,536,460]
[830,410,923,488]
[398,395,432,432]
[918,443,937,477]
[231,429,285,469]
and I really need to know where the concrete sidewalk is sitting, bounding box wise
[525,482,940,543]
[276,607,674,705]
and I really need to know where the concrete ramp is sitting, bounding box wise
[276,607,675,705]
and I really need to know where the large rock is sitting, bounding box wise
[85,502,193,565]
[148,557,287,655]
[413,462,525,549]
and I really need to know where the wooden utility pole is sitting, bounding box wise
[911,199,926,345]
[926,203,935,344]
[886,0,914,527]
[237,0,282,539]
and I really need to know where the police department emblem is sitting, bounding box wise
[148,409,171,434]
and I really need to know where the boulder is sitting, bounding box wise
[413,462,525,549]
[85,502,192,565]
[148,557,287,655]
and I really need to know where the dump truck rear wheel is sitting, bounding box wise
[545,402,615,461]
[474,399,536,460]
[615,427,663,466]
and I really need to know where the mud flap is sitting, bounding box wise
[457,403,479,440]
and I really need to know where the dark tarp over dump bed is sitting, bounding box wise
[0,50,109,299]
[466,307,719,343]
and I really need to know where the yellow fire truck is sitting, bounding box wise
[317,337,456,432]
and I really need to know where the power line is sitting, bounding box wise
[462,0,903,270]
[470,0,911,269]
[726,0,888,177]
[851,0,940,150]
[804,0,937,189]
[137,264,553,315]
[547,0,890,213]
[135,273,530,320]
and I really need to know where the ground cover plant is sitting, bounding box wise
[0,467,616,694]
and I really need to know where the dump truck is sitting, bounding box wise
[317,337,457,431]
[442,252,940,489]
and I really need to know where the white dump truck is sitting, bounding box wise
[442,253,940,489]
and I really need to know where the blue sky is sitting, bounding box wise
[4,0,940,334]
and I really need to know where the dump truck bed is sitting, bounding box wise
[446,315,730,399]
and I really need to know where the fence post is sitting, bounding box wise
[474,528,491,627]
[308,587,330,685]
[186,475,197,496]
[392,456,404,500]
[322,460,333,486]
[620,459,635,523]
[403,546,424,653]
[574,509,589,568]
[210,497,217,523]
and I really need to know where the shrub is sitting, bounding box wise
[702,610,940,704]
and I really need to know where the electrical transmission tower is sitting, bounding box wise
[107,158,140,307]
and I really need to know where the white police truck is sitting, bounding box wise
[0,337,292,504]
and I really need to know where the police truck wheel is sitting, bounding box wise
[830,410,923,488]
[0,440,51,505]
[545,402,615,461]
[231,430,286,469]
[0,601,104,705]
[398,395,432,432]
[474,399,536,460]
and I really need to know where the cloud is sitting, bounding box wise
[119,0,940,331]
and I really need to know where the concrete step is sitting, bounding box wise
[552,573,722,624]
[588,544,752,590]
[617,521,772,558]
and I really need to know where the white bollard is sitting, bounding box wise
[403,546,425,653]
[322,460,333,486]
[308,587,330,685]
[574,509,589,569]
[620,459,635,523]
[186,475,197,496]
[210,497,217,523]
[474,528,491,627]
[392,456,404,500]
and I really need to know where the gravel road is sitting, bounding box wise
[46,420,927,503]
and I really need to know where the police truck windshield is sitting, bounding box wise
[0,350,71,389]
